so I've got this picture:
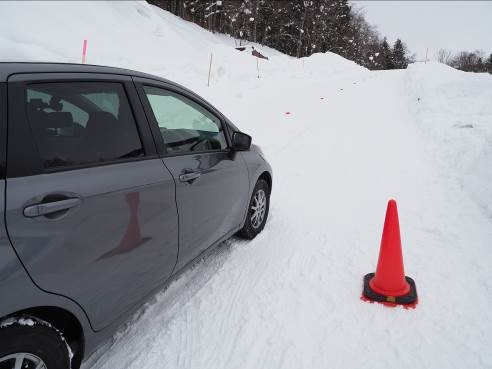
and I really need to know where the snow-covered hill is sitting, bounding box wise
[1,1,492,369]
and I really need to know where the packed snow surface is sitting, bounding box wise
[1,1,491,369]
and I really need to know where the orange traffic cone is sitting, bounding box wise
[362,199,418,307]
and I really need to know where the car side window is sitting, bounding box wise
[143,85,227,154]
[26,82,144,169]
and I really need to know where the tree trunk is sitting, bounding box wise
[296,6,307,58]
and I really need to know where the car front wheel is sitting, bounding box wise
[238,179,270,239]
[0,318,71,369]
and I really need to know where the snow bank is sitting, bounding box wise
[301,51,367,77]
[0,1,225,83]
[405,62,492,215]
[0,1,365,89]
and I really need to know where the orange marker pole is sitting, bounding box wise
[82,39,88,64]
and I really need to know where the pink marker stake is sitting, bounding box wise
[82,39,88,64]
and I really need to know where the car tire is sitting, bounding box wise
[238,179,270,239]
[0,317,71,369]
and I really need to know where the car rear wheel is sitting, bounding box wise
[0,318,70,369]
[238,179,270,239]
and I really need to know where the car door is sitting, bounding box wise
[5,73,179,330]
[134,78,249,270]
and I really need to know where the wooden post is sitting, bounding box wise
[256,57,260,78]
[207,52,213,87]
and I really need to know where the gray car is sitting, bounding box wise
[0,63,272,369]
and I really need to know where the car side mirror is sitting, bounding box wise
[231,131,252,151]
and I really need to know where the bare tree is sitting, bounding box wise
[451,50,485,72]
[436,49,453,65]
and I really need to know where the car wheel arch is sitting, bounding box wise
[258,171,272,192]
[1,306,85,369]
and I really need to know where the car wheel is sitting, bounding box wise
[0,317,71,369]
[238,179,270,239]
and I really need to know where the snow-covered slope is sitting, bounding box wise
[405,62,492,216]
[1,2,491,369]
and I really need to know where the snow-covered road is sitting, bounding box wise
[84,68,492,369]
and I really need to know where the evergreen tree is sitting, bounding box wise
[379,38,394,69]
[327,0,353,58]
[392,38,408,69]
[253,0,275,46]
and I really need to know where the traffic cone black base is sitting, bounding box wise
[362,273,418,306]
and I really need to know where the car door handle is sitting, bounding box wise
[23,198,82,218]
[179,171,201,183]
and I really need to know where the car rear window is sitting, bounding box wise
[25,82,144,169]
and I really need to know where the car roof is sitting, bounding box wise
[0,62,230,127]
[0,62,178,86]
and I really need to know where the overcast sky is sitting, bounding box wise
[350,1,492,60]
